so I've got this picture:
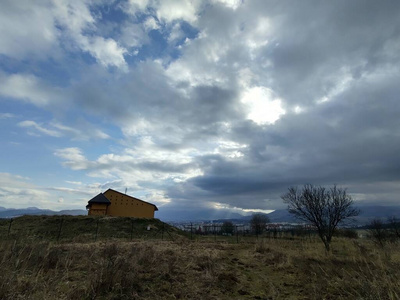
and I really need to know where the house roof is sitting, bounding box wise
[87,193,111,205]
[104,188,158,211]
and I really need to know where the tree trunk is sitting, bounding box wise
[324,241,330,252]
[319,234,331,253]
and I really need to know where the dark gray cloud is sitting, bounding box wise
[67,1,400,214]
[247,0,400,107]
[166,66,400,210]
[3,0,399,217]
[71,62,242,144]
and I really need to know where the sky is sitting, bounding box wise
[1,0,400,220]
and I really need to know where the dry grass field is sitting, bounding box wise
[0,216,399,299]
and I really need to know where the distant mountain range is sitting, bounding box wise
[0,205,399,225]
[0,207,87,218]
[201,205,400,226]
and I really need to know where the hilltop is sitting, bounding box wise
[0,224,399,299]
[0,215,182,242]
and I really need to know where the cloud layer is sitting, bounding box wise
[1,0,400,218]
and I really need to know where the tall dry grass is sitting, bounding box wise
[0,236,399,299]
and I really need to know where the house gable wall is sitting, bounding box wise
[88,203,108,216]
[104,189,156,218]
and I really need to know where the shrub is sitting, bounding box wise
[334,228,359,239]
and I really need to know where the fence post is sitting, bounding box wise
[130,218,134,241]
[256,225,259,240]
[95,218,99,242]
[57,218,63,242]
[8,218,13,236]
[236,225,239,243]
[190,223,193,240]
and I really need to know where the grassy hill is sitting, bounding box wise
[0,234,399,299]
[0,215,183,242]
[0,215,400,299]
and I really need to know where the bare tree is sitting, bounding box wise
[388,216,400,240]
[281,184,359,252]
[250,213,270,236]
[368,218,390,247]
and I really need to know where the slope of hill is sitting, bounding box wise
[0,219,399,299]
[0,215,182,242]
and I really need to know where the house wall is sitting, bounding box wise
[104,189,156,218]
[88,203,108,216]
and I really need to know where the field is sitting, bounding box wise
[0,216,399,299]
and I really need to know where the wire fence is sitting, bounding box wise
[0,216,178,243]
[0,215,324,244]
[181,222,321,243]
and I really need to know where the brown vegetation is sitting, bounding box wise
[0,232,399,299]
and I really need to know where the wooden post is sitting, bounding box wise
[8,218,13,236]
[95,218,99,242]
[236,225,239,243]
[130,218,134,241]
[256,225,259,240]
[57,218,63,241]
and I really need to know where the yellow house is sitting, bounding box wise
[86,189,158,218]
